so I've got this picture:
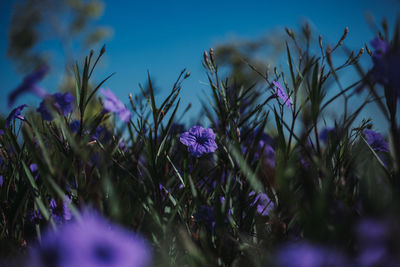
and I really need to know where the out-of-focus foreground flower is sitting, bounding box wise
[29,211,151,267]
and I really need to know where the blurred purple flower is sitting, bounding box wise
[319,127,337,143]
[119,140,128,152]
[180,126,218,157]
[258,140,275,167]
[100,88,131,122]
[70,120,81,133]
[249,191,274,216]
[0,176,3,187]
[356,219,393,266]
[359,37,400,98]
[356,219,388,247]
[273,81,291,108]
[27,209,42,224]
[194,205,215,230]
[370,38,389,62]
[8,65,49,107]
[364,129,389,152]
[5,104,27,128]
[37,93,74,121]
[30,210,151,267]
[30,163,39,180]
[91,126,112,143]
[275,242,349,267]
[0,129,4,136]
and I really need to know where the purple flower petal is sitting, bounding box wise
[5,104,28,128]
[8,65,49,107]
[100,88,131,122]
[273,81,291,108]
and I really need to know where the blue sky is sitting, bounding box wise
[0,0,399,128]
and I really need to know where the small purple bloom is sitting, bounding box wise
[194,205,215,230]
[364,129,389,152]
[274,242,349,267]
[0,176,3,187]
[319,127,337,143]
[100,88,131,122]
[30,210,151,267]
[249,191,274,216]
[49,198,57,209]
[0,129,4,136]
[180,126,218,157]
[30,163,39,180]
[37,93,74,121]
[91,126,112,143]
[273,81,291,108]
[5,104,27,128]
[8,65,49,107]
[70,120,81,133]
[258,140,275,167]
[27,209,42,223]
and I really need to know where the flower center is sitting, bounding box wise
[196,135,208,145]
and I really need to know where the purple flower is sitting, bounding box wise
[30,163,39,180]
[0,176,3,187]
[5,104,27,128]
[8,65,49,107]
[364,129,389,152]
[360,37,400,98]
[180,126,218,157]
[100,88,131,122]
[70,120,81,133]
[27,209,42,224]
[49,196,72,224]
[274,242,349,267]
[273,81,291,108]
[37,93,74,121]
[194,205,215,230]
[319,127,337,143]
[30,210,151,267]
[0,129,4,136]
[258,140,275,167]
[249,191,274,216]
[91,126,112,143]
[370,37,389,62]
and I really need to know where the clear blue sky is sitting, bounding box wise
[0,0,399,128]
